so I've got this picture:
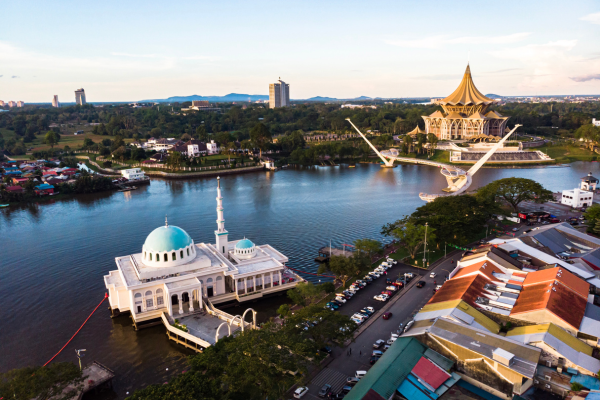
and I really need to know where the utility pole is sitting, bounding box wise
[423,223,428,268]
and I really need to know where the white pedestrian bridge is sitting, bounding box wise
[346,118,521,202]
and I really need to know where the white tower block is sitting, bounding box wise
[215,177,229,255]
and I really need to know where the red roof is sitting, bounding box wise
[427,274,489,306]
[453,260,503,282]
[6,186,24,192]
[411,357,451,390]
[522,268,589,298]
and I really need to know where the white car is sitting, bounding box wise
[335,297,347,303]
[386,258,397,264]
[364,306,375,313]
[374,294,388,302]
[294,386,309,399]
[430,272,437,278]
[380,262,390,267]
[385,286,397,292]
[352,313,367,320]
[351,317,363,325]
[369,272,381,278]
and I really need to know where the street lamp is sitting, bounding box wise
[423,223,428,268]
[75,349,86,371]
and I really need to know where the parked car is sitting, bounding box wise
[381,290,393,296]
[294,386,309,398]
[360,308,373,316]
[374,294,388,301]
[429,272,436,278]
[435,284,442,291]
[369,355,381,365]
[364,306,374,313]
[318,384,332,398]
[385,278,392,284]
[326,302,339,309]
[403,320,414,333]
[382,312,392,320]
[385,285,397,291]
[416,280,426,288]
[393,281,404,288]
[352,313,367,321]
[320,346,332,354]
[386,258,397,264]
[346,377,360,386]
[372,350,383,357]
[356,371,367,379]
[340,386,353,395]
[373,339,386,349]
[351,317,363,325]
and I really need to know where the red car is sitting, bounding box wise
[392,282,404,287]
[382,290,393,296]
[382,312,392,320]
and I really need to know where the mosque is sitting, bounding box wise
[104,177,302,333]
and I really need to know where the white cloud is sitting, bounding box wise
[571,73,600,82]
[385,32,531,48]
[580,12,600,24]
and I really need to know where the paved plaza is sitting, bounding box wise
[178,312,241,345]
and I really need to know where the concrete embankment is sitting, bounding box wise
[144,166,264,179]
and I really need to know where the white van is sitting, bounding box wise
[356,370,367,379]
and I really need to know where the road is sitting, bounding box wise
[300,254,461,399]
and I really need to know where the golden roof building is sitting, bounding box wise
[423,65,509,140]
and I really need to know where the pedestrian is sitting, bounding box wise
[350,348,352,355]
[359,350,361,355]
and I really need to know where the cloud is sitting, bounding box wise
[385,32,531,49]
[11,75,18,78]
[581,12,600,24]
[0,75,2,78]
[415,74,459,80]
[488,40,577,61]
[110,52,161,58]
[571,73,600,82]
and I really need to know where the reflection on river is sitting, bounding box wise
[1,162,598,398]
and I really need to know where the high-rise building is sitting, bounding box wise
[8,101,16,107]
[75,88,86,105]
[17,101,24,107]
[52,95,60,108]
[269,78,290,108]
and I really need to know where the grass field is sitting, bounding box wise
[535,144,598,163]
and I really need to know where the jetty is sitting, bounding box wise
[65,361,115,400]
[315,246,354,262]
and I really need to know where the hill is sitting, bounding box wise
[140,93,269,103]
[485,93,504,99]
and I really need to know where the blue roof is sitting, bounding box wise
[570,373,600,390]
[235,238,254,249]
[35,184,54,190]
[144,225,193,252]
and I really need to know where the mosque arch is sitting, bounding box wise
[149,253,153,261]
[215,322,231,343]
[230,315,244,332]
[156,288,164,306]
[145,290,154,308]
[242,308,257,329]
[187,248,190,256]
[180,250,184,258]
[172,252,176,261]
[163,253,168,262]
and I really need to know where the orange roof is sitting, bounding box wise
[429,110,445,118]
[438,65,494,106]
[428,274,489,306]
[511,281,587,330]
[453,260,502,282]
[467,111,488,119]
[522,268,589,299]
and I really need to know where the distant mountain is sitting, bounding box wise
[140,93,269,103]
[304,95,374,102]
[485,93,504,98]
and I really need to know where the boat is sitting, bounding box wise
[349,163,356,168]
[0,204,9,208]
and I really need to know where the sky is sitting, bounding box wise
[1,0,600,102]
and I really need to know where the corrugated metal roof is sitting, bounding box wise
[344,337,426,400]
[424,348,454,372]
[411,357,451,390]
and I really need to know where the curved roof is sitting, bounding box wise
[438,65,494,106]
[235,238,254,249]
[407,125,425,136]
[144,225,193,252]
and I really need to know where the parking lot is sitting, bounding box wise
[297,255,457,399]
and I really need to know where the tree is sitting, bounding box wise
[427,133,438,155]
[410,194,493,244]
[277,304,291,317]
[476,177,553,212]
[584,204,600,232]
[0,362,83,400]
[283,305,354,349]
[286,282,324,306]
[181,133,191,141]
[224,141,236,164]
[594,220,600,236]
[575,124,600,149]
[44,130,60,148]
[250,123,272,159]
[318,255,359,288]
[320,281,335,294]
[403,135,413,153]
[82,138,94,148]
[392,221,436,260]
[353,238,382,259]
[166,151,184,170]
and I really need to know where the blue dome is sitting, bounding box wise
[144,226,193,252]
[235,238,254,249]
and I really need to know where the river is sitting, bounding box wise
[1,161,598,397]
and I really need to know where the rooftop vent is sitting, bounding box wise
[492,348,515,366]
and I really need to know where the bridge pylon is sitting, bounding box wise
[346,118,395,167]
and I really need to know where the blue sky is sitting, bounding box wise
[2,0,600,102]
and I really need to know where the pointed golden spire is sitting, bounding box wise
[438,65,493,106]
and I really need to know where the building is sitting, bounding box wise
[269,78,290,108]
[34,183,55,195]
[121,168,146,181]
[422,65,510,140]
[0,100,5,106]
[17,101,24,107]
[8,101,16,107]
[561,188,594,208]
[103,177,302,338]
[186,139,208,157]
[75,88,86,105]
[593,118,600,127]
[192,100,208,107]
[181,100,221,112]
[207,139,219,155]
[52,95,60,108]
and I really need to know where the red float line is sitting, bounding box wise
[43,293,108,367]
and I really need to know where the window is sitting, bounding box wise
[172,252,176,261]
[180,250,184,258]
[164,253,168,262]
[149,253,153,261]
[146,299,153,308]
[157,297,164,306]
[187,248,190,256]
[144,251,146,259]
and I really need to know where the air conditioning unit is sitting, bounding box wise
[534,379,539,384]
[545,384,551,389]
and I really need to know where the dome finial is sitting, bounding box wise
[165,214,168,227]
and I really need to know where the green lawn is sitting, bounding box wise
[535,144,598,163]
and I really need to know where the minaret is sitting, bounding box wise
[215,177,229,255]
